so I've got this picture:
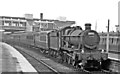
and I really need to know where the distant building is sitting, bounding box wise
[0,13,75,32]
[115,25,120,32]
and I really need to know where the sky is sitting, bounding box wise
[0,0,119,32]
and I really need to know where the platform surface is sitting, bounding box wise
[108,53,120,61]
[0,42,37,73]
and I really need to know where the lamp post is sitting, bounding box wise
[106,19,110,53]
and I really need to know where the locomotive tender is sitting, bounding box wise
[4,23,111,71]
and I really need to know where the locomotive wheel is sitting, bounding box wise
[39,49,42,53]
[50,50,53,56]
[70,58,74,65]
[40,49,44,53]
[45,50,48,54]
[66,55,69,63]
[52,50,54,56]
[78,62,84,69]
[53,50,56,57]
[52,50,55,57]
[53,51,55,57]
[52,50,55,56]
[68,57,71,64]
[63,55,66,62]
[56,51,59,58]
[72,60,76,66]
[58,52,64,63]
[48,49,51,55]
[64,53,68,63]
[49,50,53,56]
[54,51,58,58]
[62,52,66,62]
[43,49,46,53]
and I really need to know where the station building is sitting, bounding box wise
[0,13,75,32]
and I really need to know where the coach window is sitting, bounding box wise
[103,38,105,44]
[109,38,114,45]
[105,38,107,44]
[101,37,104,44]
[113,38,117,45]
[109,38,111,44]
[110,38,113,45]
[117,38,119,45]
[27,36,29,40]
[111,38,114,45]
[109,38,112,45]
[101,38,103,44]
[100,37,102,44]
[40,35,46,41]
[116,38,119,45]
[31,36,33,40]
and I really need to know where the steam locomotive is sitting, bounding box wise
[4,23,110,71]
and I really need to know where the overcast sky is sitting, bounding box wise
[0,0,119,32]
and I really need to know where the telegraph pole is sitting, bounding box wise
[106,19,110,53]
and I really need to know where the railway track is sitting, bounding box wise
[16,45,113,74]
[16,47,60,74]
[13,44,85,74]
[7,42,116,74]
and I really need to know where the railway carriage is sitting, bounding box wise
[99,32,120,52]
[19,33,28,45]
[48,30,60,56]
[8,33,20,44]
[23,32,34,46]
[2,33,13,43]
[34,31,51,52]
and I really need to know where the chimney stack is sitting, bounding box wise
[40,13,43,20]
[85,23,91,30]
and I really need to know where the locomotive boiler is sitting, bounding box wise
[63,24,100,50]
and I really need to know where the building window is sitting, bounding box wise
[40,23,48,29]
[27,35,33,40]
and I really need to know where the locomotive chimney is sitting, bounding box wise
[85,23,91,30]
[40,13,43,20]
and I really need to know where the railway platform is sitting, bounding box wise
[108,53,120,72]
[108,53,120,61]
[0,42,37,73]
